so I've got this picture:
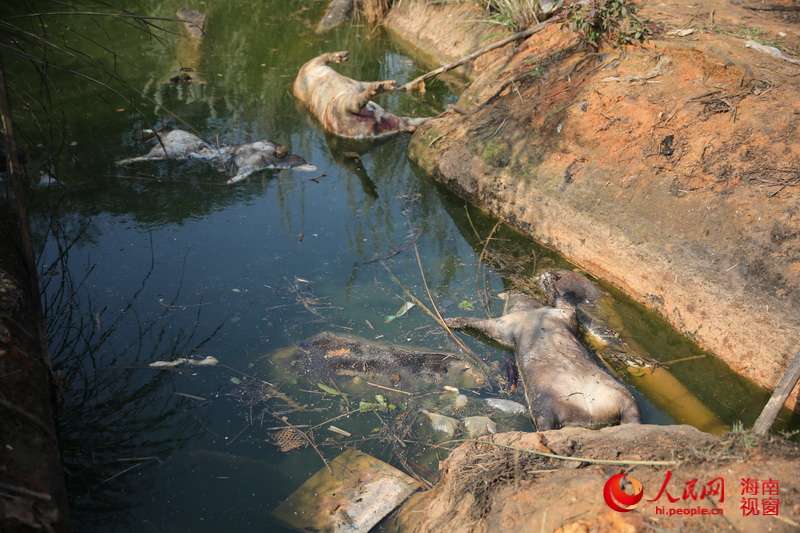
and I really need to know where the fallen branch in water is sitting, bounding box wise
[380,260,493,380]
[366,381,413,396]
[753,351,800,436]
[399,20,553,91]
[476,221,502,319]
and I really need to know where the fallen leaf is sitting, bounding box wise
[385,301,415,323]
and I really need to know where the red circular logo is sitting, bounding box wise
[603,473,644,512]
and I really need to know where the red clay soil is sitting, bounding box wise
[390,424,800,532]
[384,0,800,410]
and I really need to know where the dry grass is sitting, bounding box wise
[361,0,392,25]
[450,439,560,518]
[364,1,554,31]
[484,0,542,31]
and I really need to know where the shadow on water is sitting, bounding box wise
[4,0,797,531]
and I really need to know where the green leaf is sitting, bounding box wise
[359,400,382,413]
[458,299,475,311]
[318,383,342,396]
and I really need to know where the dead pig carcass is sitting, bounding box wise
[269,331,488,394]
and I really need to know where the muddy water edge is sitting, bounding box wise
[5,1,798,531]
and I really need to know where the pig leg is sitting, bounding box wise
[341,80,397,114]
[445,316,515,349]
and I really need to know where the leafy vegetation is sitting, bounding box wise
[566,0,650,47]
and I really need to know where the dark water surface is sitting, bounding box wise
[12,1,794,531]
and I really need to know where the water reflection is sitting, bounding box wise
[8,0,794,531]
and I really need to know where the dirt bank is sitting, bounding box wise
[390,424,800,531]
[384,0,800,410]
[0,216,69,532]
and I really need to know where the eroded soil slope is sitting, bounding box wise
[386,0,800,408]
[391,424,800,532]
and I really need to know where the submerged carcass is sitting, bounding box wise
[116,129,316,184]
[269,331,488,394]
[293,51,429,140]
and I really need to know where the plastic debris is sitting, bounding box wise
[485,398,527,415]
[271,428,307,452]
[148,356,219,368]
[745,40,800,66]
[421,410,459,437]
[453,394,469,410]
[463,416,497,438]
[273,448,419,532]
[328,425,352,437]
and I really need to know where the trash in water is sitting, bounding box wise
[273,448,419,533]
[384,301,415,323]
[484,398,527,415]
[421,410,459,438]
[328,425,352,437]
[271,427,307,452]
[148,355,219,368]
[463,416,497,438]
[452,394,469,410]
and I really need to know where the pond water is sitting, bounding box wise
[13,0,795,531]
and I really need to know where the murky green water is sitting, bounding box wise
[8,0,796,531]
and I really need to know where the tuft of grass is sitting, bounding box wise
[360,0,392,25]
[484,0,542,31]
[419,1,555,32]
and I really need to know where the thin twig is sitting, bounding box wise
[366,381,413,396]
[476,220,502,318]
[0,482,53,501]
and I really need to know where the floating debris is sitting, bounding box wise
[485,398,527,415]
[328,425,352,437]
[463,416,497,438]
[421,410,459,438]
[148,355,219,368]
[453,394,469,411]
[271,427,307,452]
[274,448,419,532]
[384,301,415,323]
[271,332,488,394]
